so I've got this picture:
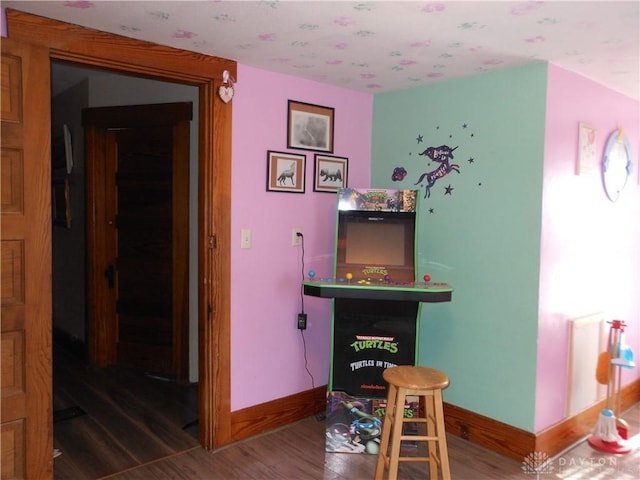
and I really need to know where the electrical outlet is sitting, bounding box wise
[292,227,303,246]
[297,313,307,330]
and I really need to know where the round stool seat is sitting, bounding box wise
[383,365,449,391]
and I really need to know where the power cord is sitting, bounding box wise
[296,233,324,421]
[298,231,305,318]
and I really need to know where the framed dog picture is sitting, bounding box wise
[266,151,306,193]
[313,154,348,193]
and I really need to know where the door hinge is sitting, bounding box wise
[208,235,217,249]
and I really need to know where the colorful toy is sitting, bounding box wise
[588,320,636,454]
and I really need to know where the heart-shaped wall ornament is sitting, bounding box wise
[218,85,234,104]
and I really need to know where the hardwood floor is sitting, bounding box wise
[53,342,199,479]
[54,343,640,479]
[104,413,640,480]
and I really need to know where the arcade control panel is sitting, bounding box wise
[303,274,453,303]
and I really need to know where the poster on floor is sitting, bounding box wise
[325,391,418,454]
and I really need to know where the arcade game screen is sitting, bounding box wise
[336,210,415,283]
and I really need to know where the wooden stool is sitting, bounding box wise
[374,365,451,480]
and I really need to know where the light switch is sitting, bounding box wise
[240,229,251,249]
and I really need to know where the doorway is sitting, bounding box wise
[50,63,200,383]
[3,10,236,475]
[50,67,199,476]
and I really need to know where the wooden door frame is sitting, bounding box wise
[6,9,235,450]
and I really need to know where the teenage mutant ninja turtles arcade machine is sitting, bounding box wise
[303,188,453,454]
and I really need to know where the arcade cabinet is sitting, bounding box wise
[303,188,453,454]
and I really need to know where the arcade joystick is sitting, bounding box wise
[308,270,316,280]
[423,274,431,283]
[346,273,353,283]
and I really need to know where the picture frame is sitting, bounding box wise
[63,124,73,174]
[52,178,71,228]
[287,100,334,153]
[577,122,597,176]
[51,124,73,174]
[266,150,306,193]
[314,154,348,193]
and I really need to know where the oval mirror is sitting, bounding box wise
[602,129,633,202]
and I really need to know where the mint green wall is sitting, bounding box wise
[371,64,547,431]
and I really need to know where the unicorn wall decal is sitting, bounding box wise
[414,145,460,198]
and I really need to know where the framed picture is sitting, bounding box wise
[52,179,71,228]
[51,124,73,174]
[314,154,348,193]
[287,100,334,153]
[266,151,306,193]
[577,122,597,175]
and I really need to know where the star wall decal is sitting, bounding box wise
[445,184,454,195]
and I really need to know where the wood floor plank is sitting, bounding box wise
[96,366,198,421]
[53,343,199,478]
[53,451,93,480]
[53,385,80,413]
[102,378,199,451]
[54,415,138,479]
[61,359,199,448]
[57,374,179,461]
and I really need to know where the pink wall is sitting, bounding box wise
[230,64,373,410]
[536,64,639,431]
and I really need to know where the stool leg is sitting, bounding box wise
[375,384,397,480]
[387,387,407,480]
[426,392,438,480]
[433,389,451,480]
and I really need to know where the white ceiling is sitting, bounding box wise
[5,1,639,99]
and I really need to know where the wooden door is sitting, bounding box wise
[1,38,53,479]
[84,103,191,381]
